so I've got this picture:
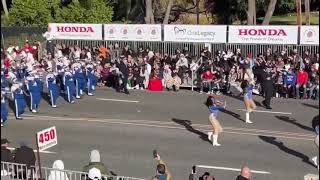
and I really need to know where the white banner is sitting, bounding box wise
[48,23,102,40]
[228,26,298,44]
[164,25,227,43]
[300,26,319,45]
[36,126,57,151]
[104,24,161,41]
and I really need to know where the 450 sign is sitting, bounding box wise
[36,126,58,151]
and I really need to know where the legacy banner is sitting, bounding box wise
[163,25,227,43]
[48,23,103,40]
[228,26,298,44]
[300,26,319,45]
[104,24,161,41]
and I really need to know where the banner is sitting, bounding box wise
[104,24,161,41]
[300,26,319,45]
[48,23,102,40]
[164,25,227,43]
[228,26,298,44]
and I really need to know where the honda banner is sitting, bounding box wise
[47,23,103,40]
[104,24,161,41]
[228,26,298,44]
[163,25,227,43]
[300,26,319,45]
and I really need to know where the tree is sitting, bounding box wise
[304,0,310,25]
[144,0,155,23]
[163,0,174,24]
[262,0,277,25]
[247,0,256,25]
[9,0,53,26]
[55,0,113,23]
[2,0,9,17]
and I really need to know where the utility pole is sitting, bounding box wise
[296,0,302,26]
[196,0,200,24]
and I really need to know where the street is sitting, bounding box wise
[1,88,319,180]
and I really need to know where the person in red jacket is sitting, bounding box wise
[296,68,309,99]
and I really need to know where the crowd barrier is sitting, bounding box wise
[49,39,319,59]
[1,161,147,180]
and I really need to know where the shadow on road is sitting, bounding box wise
[275,116,314,132]
[41,92,52,106]
[172,118,211,144]
[259,136,316,167]
[302,103,319,110]
[225,94,264,108]
[221,109,244,123]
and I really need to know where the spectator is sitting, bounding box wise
[1,138,13,162]
[88,167,102,180]
[283,68,296,98]
[236,166,251,180]
[48,160,69,180]
[152,154,172,180]
[98,45,108,60]
[83,150,109,175]
[200,69,214,94]
[13,141,36,179]
[296,68,309,99]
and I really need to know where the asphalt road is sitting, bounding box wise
[1,88,319,180]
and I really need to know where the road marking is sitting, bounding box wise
[18,114,315,138]
[7,147,56,154]
[237,109,292,115]
[19,115,315,141]
[96,98,139,103]
[196,165,271,175]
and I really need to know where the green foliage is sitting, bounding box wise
[1,14,11,26]
[274,0,296,15]
[9,0,53,26]
[55,0,113,23]
[5,0,113,26]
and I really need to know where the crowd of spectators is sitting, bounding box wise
[2,138,253,180]
[1,40,319,100]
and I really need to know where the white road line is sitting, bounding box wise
[96,98,139,103]
[196,165,271,175]
[237,109,292,115]
[7,147,56,154]
[15,114,315,139]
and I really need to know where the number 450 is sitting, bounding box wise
[38,129,55,143]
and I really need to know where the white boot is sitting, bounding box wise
[212,135,221,146]
[312,156,319,169]
[207,132,213,141]
[245,112,253,124]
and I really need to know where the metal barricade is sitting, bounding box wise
[1,161,147,180]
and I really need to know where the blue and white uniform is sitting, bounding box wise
[63,72,75,103]
[15,64,28,81]
[1,69,10,93]
[46,73,59,107]
[73,66,86,98]
[244,85,254,100]
[27,76,43,113]
[86,64,97,96]
[56,62,65,93]
[1,91,8,126]
[209,104,225,119]
[11,84,26,119]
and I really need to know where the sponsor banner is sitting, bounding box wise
[228,26,298,44]
[164,25,227,43]
[104,24,161,41]
[48,23,102,40]
[300,26,319,45]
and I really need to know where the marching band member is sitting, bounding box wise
[56,59,65,93]
[63,71,75,104]
[241,80,256,124]
[11,83,26,119]
[86,64,97,96]
[73,63,86,99]
[1,91,8,127]
[46,72,59,108]
[206,96,226,147]
[26,75,43,113]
